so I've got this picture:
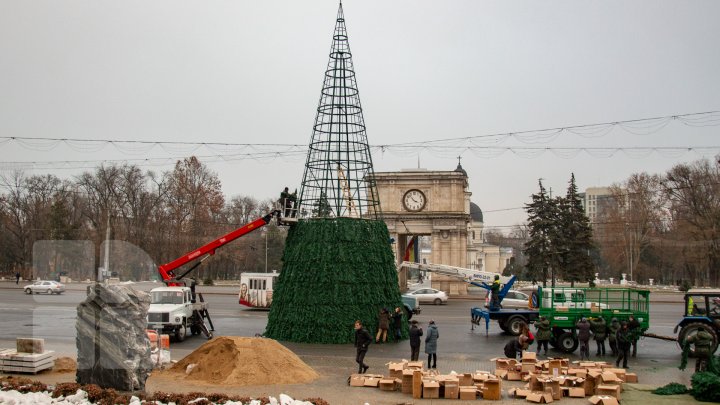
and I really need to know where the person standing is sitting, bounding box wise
[576,317,592,361]
[409,320,423,361]
[535,316,551,356]
[376,308,390,343]
[15,272,20,285]
[684,328,714,372]
[489,275,501,310]
[354,320,371,373]
[425,320,439,369]
[615,321,632,369]
[627,315,641,357]
[391,307,403,341]
[607,318,620,356]
[589,317,607,356]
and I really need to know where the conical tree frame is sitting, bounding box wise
[265,3,406,344]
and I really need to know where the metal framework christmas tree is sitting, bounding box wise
[265,2,405,344]
[297,1,381,220]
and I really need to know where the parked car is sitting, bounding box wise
[484,289,531,309]
[406,288,448,305]
[23,280,65,295]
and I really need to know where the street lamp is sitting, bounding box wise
[263,230,268,273]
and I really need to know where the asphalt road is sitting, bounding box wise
[0,281,686,370]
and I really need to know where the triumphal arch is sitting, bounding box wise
[373,164,472,294]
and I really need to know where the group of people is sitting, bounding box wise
[503,315,642,370]
[353,310,440,374]
[575,315,641,368]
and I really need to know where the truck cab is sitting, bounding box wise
[147,286,209,342]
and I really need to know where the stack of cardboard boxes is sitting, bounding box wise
[348,359,502,400]
[498,353,637,404]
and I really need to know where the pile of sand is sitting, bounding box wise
[54,357,77,373]
[168,337,319,386]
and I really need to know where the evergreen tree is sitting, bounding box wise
[524,180,560,286]
[557,174,595,286]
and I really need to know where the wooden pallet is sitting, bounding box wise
[0,350,55,374]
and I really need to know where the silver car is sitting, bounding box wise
[406,288,449,305]
[485,290,531,309]
[23,280,65,295]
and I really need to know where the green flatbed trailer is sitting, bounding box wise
[538,286,650,353]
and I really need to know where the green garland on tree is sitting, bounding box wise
[265,218,407,343]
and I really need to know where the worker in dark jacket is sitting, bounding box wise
[535,316,552,356]
[627,315,641,357]
[607,318,620,356]
[489,275,501,311]
[354,320,372,373]
[576,317,592,361]
[408,320,423,361]
[391,307,403,340]
[685,329,714,372]
[376,308,390,343]
[589,317,607,356]
[615,321,632,368]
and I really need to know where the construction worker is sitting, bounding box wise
[628,315,641,357]
[684,329,714,373]
[607,318,620,356]
[589,316,607,356]
[489,275,501,311]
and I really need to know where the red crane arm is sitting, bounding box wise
[157,211,278,284]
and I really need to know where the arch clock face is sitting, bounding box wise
[403,189,426,212]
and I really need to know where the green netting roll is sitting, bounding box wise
[265,218,408,343]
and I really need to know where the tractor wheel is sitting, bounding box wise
[679,322,719,357]
[557,331,579,353]
[506,316,527,336]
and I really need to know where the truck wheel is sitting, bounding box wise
[679,322,719,356]
[557,331,579,353]
[175,321,187,342]
[506,316,526,336]
[191,325,200,335]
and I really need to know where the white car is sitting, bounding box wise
[484,290,531,309]
[23,280,65,295]
[406,288,448,305]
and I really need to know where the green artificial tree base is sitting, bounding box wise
[265,218,407,343]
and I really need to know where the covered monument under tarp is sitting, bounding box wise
[76,283,153,390]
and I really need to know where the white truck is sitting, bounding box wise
[147,285,213,342]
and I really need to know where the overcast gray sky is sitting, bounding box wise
[1,0,719,230]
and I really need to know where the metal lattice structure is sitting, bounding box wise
[298,2,381,220]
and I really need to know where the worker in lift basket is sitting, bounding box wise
[489,275,501,311]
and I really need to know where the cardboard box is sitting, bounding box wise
[423,380,440,399]
[494,357,518,370]
[600,372,623,385]
[363,377,381,387]
[379,379,396,391]
[548,359,563,376]
[522,363,537,373]
[401,369,414,393]
[522,351,537,363]
[388,362,405,379]
[625,372,638,383]
[444,381,459,399]
[349,374,365,387]
[406,361,424,369]
[526,391,554,403]
[482,379,501,400]
[588,395,620,405]
[459,387,477,400]
[412,370,423,399]
[542,379,562,400]
[460,373,474,386]
[595,384,621,400]
[494,369,508,379]
[567,387,585,397]
[605,368,626,382]
[508,388,531,398]
[507,370,522,381]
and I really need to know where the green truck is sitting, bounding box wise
[538,286,650,353]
